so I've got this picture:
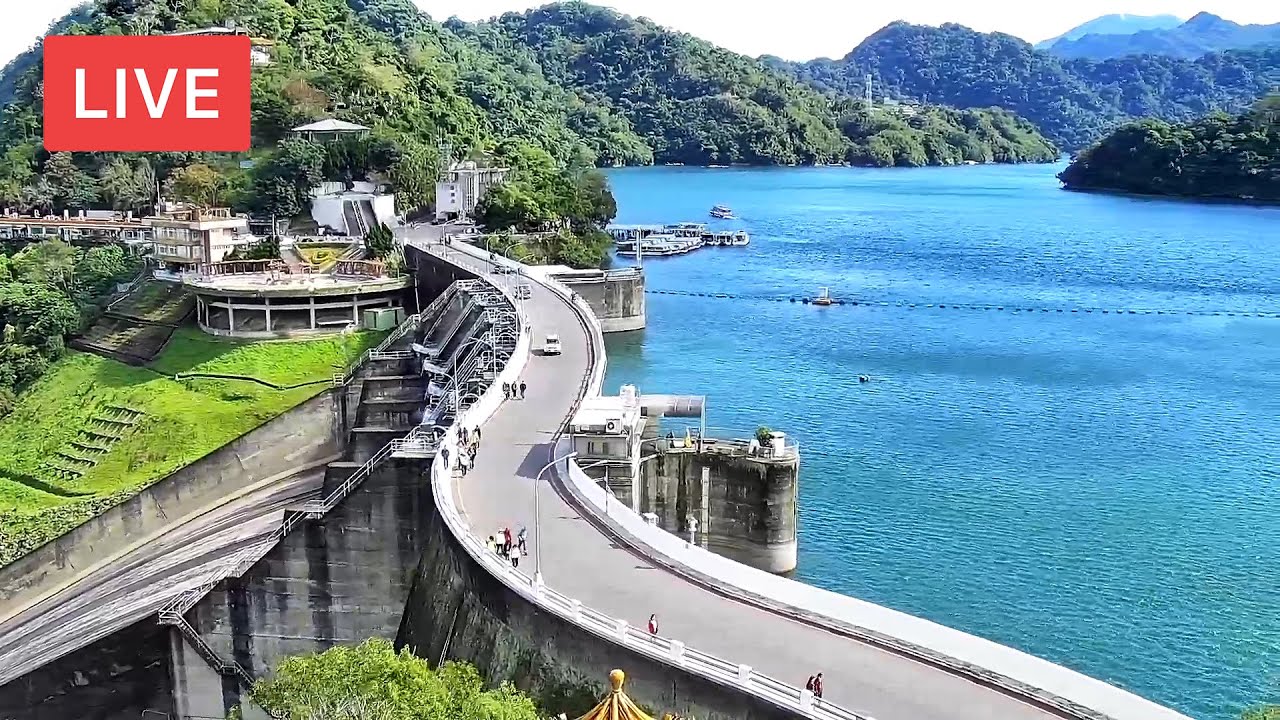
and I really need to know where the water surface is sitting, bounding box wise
[603,163,1280,720]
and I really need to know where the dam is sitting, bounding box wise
[0,228,1193,720]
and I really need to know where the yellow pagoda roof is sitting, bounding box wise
[574,670,655,720]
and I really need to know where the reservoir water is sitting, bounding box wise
[602,163,1280,720]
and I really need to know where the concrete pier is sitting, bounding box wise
[630,435,798,575]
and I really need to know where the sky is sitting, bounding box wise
[5,0,1280,65]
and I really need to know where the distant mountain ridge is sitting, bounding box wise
[771,20,1280,150]
[1045,12,1280,60]
[1035,13,1183,49]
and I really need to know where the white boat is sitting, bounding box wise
[812,287,833,306]
[709,205,735,220]
[617,234,701,257]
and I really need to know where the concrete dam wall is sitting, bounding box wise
[396,476,797,720]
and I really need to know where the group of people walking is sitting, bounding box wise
[444,426,482,476]
[487,525,528,568]
[805,672,824,699]
[503,380,527,399]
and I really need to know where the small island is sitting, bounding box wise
[1058,97,1280,203]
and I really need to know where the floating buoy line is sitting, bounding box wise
[644,288,1280,319]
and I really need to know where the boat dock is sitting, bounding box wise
[607,223,749,258]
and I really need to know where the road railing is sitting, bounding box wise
[422,252,868,720]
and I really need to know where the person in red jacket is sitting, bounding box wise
[647,614,659,635]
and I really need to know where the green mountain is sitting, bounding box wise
[470,3,1057,166]
[773,21,1280,151]
[1035,13,1184,49]
[1058,96,1280,202]
[0,1,1058,179]
[1045,12,1280,61]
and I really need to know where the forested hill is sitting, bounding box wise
[1057,97,1280,203]
[465,3,1057,166]
[773,21,1280,151]
[0,1,1057,173]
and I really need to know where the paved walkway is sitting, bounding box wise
[450,267,1060,720]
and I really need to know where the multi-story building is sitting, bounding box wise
[0,211,151,245]
[434,161,509,222]
[145,207,250,270]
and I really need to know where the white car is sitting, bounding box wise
[542,334,562,355]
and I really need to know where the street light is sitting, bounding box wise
[533,449,578,586]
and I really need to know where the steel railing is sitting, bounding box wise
[405,237,870,720]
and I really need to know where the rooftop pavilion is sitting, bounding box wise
[291,119,371,143]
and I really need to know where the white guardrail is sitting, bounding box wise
[424,238,866,720]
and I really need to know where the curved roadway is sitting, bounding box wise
[434,248,1062,720]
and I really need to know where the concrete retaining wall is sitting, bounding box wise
[0,389,348,621]
[558,271,645,333]
[0,619,173,720]
[396,485,798,720]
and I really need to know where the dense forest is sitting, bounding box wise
[0,1,1058,183]
[468,4,1057,166]
[772,21,1280,151]
[1057,97,1280,202]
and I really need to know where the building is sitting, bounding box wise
[145,207,251,270]
[434,160,509,222]
[291,119,371,144]
[166,25,274,66]
[0,210,151,246]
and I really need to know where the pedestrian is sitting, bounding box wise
[468,444,477,464]
[805,675,815,693]
[503,381,511,399]
[503,527,514,555]
[441,446,450,469]
[517,525,527,554]
[519,380,527,399]
[647,614,658,635]
[510,547,520,569]
[458,452,470,476]
[812,673,823,700]
[473,426,482,445]
[459,426,468,446]
[486,535,497,555]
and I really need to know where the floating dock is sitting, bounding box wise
[608,223,749,257]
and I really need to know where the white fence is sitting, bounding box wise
[422,239,866,720]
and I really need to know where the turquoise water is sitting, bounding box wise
[601,163,1280,720]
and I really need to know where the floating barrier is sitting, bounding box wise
[643,289,1280,319]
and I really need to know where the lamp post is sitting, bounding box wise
[533,449,577,586]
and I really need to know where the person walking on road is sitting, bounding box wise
[647,614,659,635]
[503,381,511,399]
[519,380,527,399]
[503,527,514,555]
[517,525,527,555]
[510,545,520,569]
[812,673,824,700]
[473,426,482,446]
[458,452,470,476]
[441,446,450,470]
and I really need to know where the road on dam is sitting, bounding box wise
[0,466,325,686]
[427,241,1061,720]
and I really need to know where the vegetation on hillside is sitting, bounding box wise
[1058,97,1280,202]
[774,21,1280,150]
[0,240,141,410]
[250,638,542,720]
[473,3,1058,167]
[0,330,381,564]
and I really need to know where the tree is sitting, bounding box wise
[364,223,396,259]
[1242,707,1280,720]
[12,240,78,290]
[43,152,98,211]
[250,638,541,720]
[253,139,325,219]
[169,163,227,206]
[98,158,149,211]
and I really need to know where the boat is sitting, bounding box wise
[812,287,834,306]
[616,234,702,257]
[709,205,735,220]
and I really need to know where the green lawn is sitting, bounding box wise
[0,329,384,565]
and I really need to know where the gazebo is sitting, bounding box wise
[290,119,371,143]
[574,670,655,720]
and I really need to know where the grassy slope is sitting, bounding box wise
[0,330,384,564]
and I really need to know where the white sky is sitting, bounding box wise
[5,1,1280,65]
